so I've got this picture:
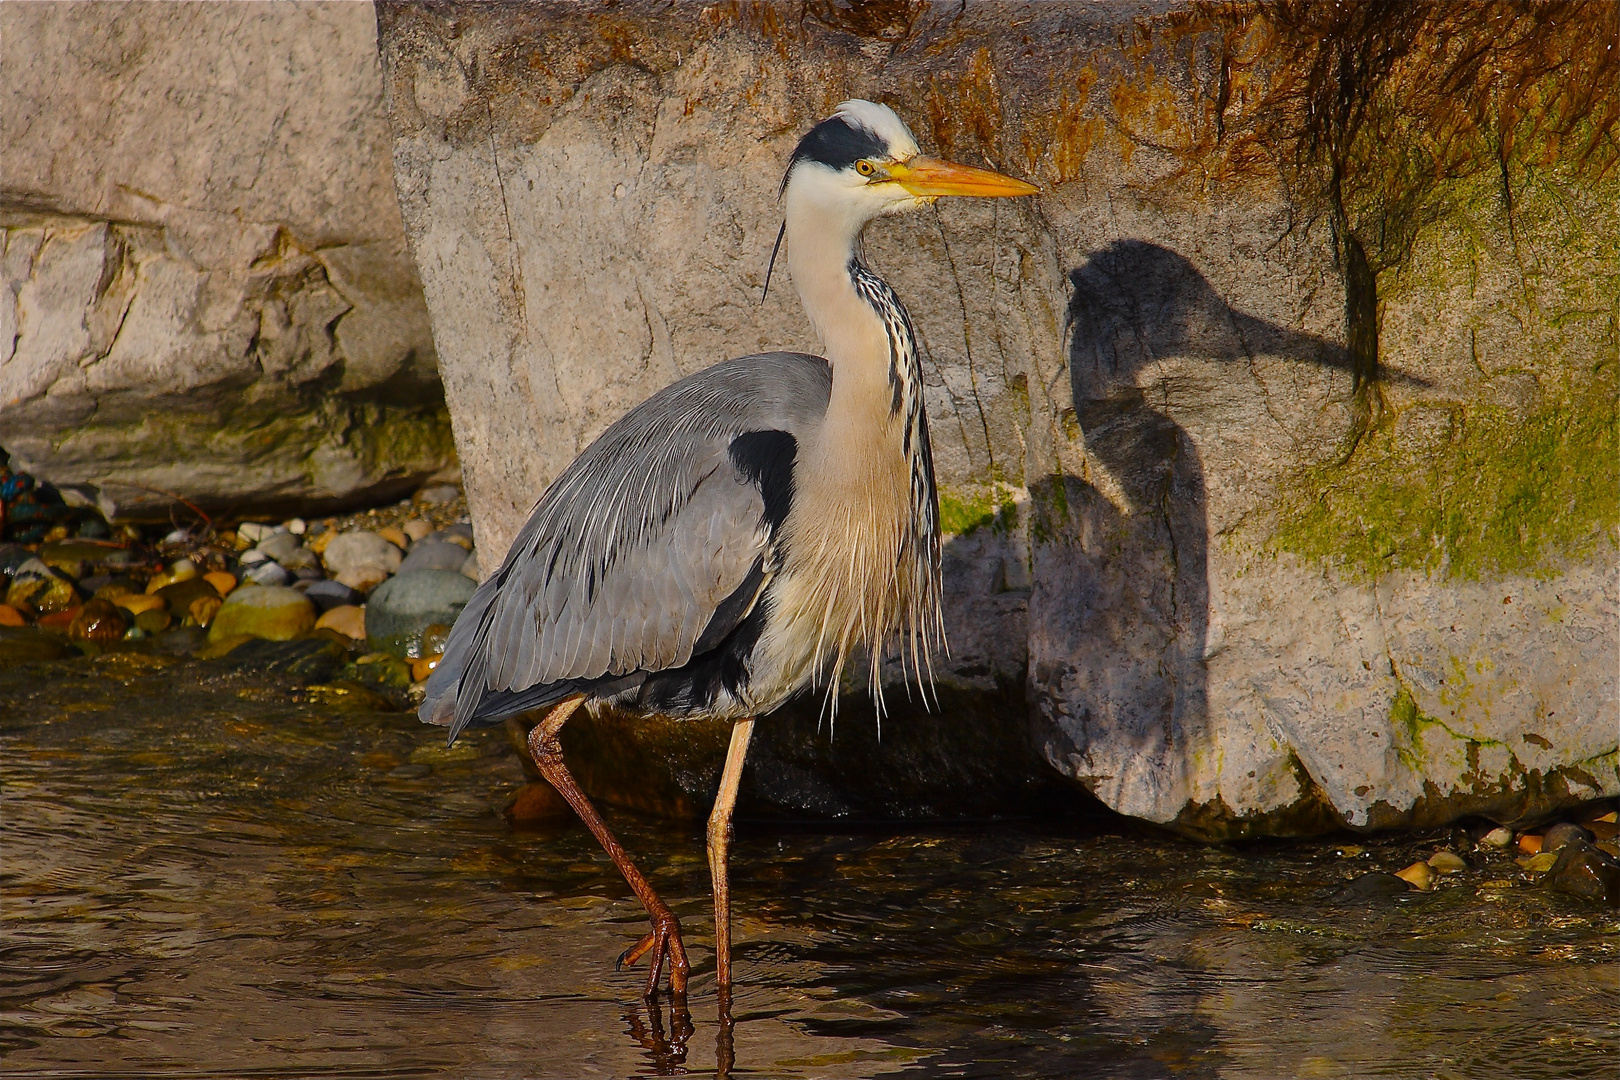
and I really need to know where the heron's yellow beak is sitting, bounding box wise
[891,156,1038,198]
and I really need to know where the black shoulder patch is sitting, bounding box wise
[783,115,887,189]
[729,430,797,535]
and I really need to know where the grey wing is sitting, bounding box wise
[420,352,830,738]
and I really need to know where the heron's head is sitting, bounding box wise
[780,100,1037,237]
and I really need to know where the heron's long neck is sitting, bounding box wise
[785,221,901,409]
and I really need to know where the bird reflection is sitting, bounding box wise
[623,992,693,1074]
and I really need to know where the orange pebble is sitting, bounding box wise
[204,571,238,597]
[0,604,24,627]
[1517,834,1544,855]
[410,654,442,683]
[115,594,166,616]
[38,608,79,631]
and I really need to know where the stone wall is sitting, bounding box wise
[377,1,1617,835]
[0,1,456,518]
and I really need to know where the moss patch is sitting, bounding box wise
[1271,368,1617,581]
[938,485,1017,538]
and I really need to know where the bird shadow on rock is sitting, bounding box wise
[1027,239,1425,834]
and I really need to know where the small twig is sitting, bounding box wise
[96,480,214,534]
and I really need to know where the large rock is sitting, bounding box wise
[0,2,457,518]
[377,2,1617,834]
[365,570,475,658]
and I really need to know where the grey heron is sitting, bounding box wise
[422,100,1037,997]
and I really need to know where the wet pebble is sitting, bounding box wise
[335,565,390,594]
[506,782,572,823]
[284,517,307,536]
[365,571,475,658]
[0,625,70,662]
[398,539,469,573]
[377,526,410,550]
[208,585,316,643]
[301,579,362,612]
[1518,834,1544,855]
[68,599,127,643]
[1427,850,1468,874]
[1395,861,1435,891]
[323,531,404,577]
[1480,826,1515,848]
[1335,872,1413,900]
[1544,839,1620,906]
[403,518,434,542]
[1519,851,1559,873]
[315,604,366,641]
[1542,822,1592,853]
[415,484,460,505]
[244,561,291,587]
[0,603,23,627]
[203,571,237,597]
[255,531,303,564]
[5,558,80,616]
[134,608,172,634]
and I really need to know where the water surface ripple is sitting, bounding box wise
[1,655,1614,1077]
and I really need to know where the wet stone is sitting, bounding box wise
[254,532,302,564]
[301,579,362,613]
[1334,872,1414,901]
[315,605,365,641]
[1481,826,1514,848]
[0,603,23,627]
[1544,839,1620,907]
[364,571,475,658]
[343,652,413,692]
[323,532,404,577]
[1428,850,1468,874]
[0,543,37,577]
[68,599,127,644]
[1396,861,1435,891]
[214,636,351,683]
[6,559,80,616]
[397,539,468,573]
[506,781,572,823]
[245,561,291,587]
[0,625,70,663]
[134,608,173,634]
[335,565,390,594]
[403,518,433,542]
[208,586,316,644]
[156,578,221,621]
[1520,851,1559,873]
[1542,822,1592,852]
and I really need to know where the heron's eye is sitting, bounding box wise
[855,160,877,177]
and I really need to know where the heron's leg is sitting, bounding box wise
[707,717,755,990]
[527,695,690,997]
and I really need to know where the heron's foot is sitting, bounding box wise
[616,908,690,997]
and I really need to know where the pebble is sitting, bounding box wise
[364,570,476,658]
[0,626,69,663]
[203,571,237,597]
[336,565,390,594]
[415,484,461,504]
[6,559,80,616]
[322,531,404,577]
[398,539,471,573]
[207,585,316,644]
[1428,850,1468,874]
[69,599,127,643]
[236,522,273,544]
[430,524,475,550]
[238,549,269,566]
[255,531,302,564]
[284,518,307,535]
[115,593,165,617]
[345,651,413,690]
[1518,834,1544,855]
[377,526,410,550]
[245,561,291,587]
[460,551,480,580]
[299,579,363,613]
[1481,826,1514,848]
[0,544,37,577]
[1335,872,1412,900]
[409,655,440,683]
[421,623,452,656]
[1544,839,1620,906]
[134,608,172,634]
[1543,822,1593,852]
[188,594,223,628]
[402,518,433,542]
[278,547,321,573]
[315,604,366,641]
[0,604,23,626]
[1395,861,1434,890]
[1520,851,1559,873]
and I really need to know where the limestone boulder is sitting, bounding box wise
[0,1,456,518]
[377,2,1616,833]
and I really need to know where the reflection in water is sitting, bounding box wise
[1,655,1614,1078]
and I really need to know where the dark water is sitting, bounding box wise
[2,653,1615,1079]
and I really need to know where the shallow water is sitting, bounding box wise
[2,653,1615,1078]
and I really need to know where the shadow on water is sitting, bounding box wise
[1029,240,1426,821]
